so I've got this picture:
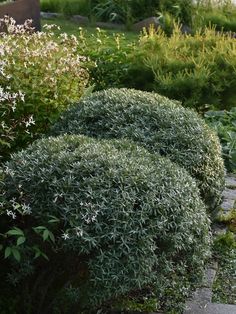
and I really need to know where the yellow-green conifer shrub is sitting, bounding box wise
[51,88,225,210]
[137,25,236,110]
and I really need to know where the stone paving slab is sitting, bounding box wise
[223,189,236,201]
[225,175,236,188]
[184,302,236,314]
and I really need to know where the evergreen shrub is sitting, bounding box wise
[140,25,236,110]
[51,88,225,210]
[0,135,211,313]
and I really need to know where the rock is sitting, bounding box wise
[40,12,62,19]
[226,175,236,188]
[184,302,236,314]
[70,15,89,25]
[223,189,236,201]
[202,268,217,288]
[132,17,161,32]
[181,24,193,35]
[95,21,124,30]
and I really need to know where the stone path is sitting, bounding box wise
[183,174,236,314]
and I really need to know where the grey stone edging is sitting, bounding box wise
[184,174,236,314]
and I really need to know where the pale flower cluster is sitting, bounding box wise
[0,16,89,160]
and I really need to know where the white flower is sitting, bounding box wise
[22,203,32,215]
[75,227,83,237]
[6,210,16,219]
[61,232,70,240]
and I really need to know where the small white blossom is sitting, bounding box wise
[61,232,70,240]
[6,210,16,219]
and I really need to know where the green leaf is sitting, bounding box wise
[41,252,49,261]
[34,251,41,259]
[6,227,24,237]
[33,226,46,231]
[17,236,26,246]
[43,229,49,241]
[48,231,55,243]
[0,244,3,251]
[11,248,21,262]
[4,247,11,258]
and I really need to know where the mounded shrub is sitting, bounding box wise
[51,88,225,210]
[0,135,210,313]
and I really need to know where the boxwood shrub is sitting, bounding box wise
[51,88,225,210]
[0,135,210,313]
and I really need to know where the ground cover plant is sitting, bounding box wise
[212,206,236,304]
[0,17,89,162]
[205,109,236,173]
[51,88,225,210]
[0,135,211,313]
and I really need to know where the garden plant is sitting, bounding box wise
[0,2,234,312]
[51,88,225,210]
[0,16,89,162]
[0,135,211,313]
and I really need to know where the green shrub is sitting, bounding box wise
[139,25,236,110]
[0,17,89,161]
[77,27,135,91]
[193,1,236,32]
[51,88,225,210]
[0,135,211,313]
[205,108,236,173]
[40,0,92,17]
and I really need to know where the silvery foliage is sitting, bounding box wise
[51,88,225,210]
[1,135,211,309]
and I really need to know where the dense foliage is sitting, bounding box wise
[72,21,236,112]
[0,17,89,161]
[40,0,236,34]
[0,135,211,313]
[40,0,194,25]
[51,88,225,210]
[205,108,236,173]
[135,25,236,111]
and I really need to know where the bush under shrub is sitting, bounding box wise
[0,135,211,313]
[51,88,225,210]
[0,17,89,161]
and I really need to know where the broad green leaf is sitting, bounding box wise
[17,236,26,246]
[43,229,49,241]
[33,226,46,231]
[4,247,11,258]
[48,231,55,243]
[11,248,21,262]
[6,228,24,237]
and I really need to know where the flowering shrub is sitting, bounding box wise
[0,135,211,313]
[0,85,36,161]
[51,88,225,210]
[0,17,89,161]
